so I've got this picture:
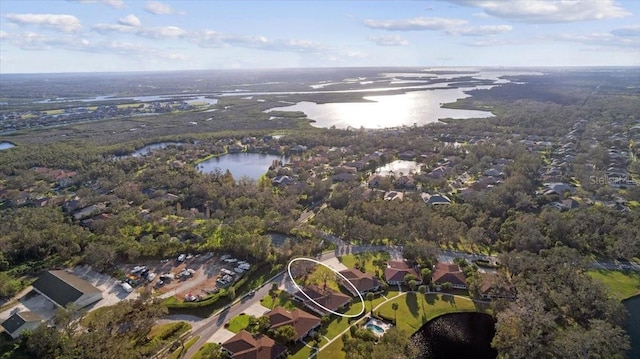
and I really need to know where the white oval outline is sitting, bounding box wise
[287,257,365,318]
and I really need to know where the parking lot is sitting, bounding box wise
[121,253,253,303]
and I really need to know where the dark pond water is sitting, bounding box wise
[0,141,16,150]
[197,152,288,181]
[413,312,497,359]
[624,295,640,359]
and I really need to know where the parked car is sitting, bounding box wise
[177,254,186,262]
[120,282,133,293]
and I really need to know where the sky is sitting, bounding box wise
[0,0,639,73]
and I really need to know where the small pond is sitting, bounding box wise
[375,160,421,176]
[132,142,186,157]
[197,153,288,181]
[0,142,16,150]
[413,312,497,359]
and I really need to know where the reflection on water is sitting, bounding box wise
[0,141,16,150]
[197,152,288,181]
[414,312,497,359]
[375,160,421,176]
[267,88,494,129]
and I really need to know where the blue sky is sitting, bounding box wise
[0,0,639,73]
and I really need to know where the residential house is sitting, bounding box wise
[32,270,102,308]
[272,175,295,186]
[383,191,403,201]
[222,330,287,359]
[432,263,467,289]
[339,268,381,296]
[1,311,42,339]
[293,286,351,316]
[384,261,421,285]
[477,273,516,301]
[421,193,452,205]
[265,306,320,342]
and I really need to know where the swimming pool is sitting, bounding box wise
[366,323,385,335]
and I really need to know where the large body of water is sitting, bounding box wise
[0,141,15,150]
[414,312,497,359]
[266,87,494,129]
[624,295,640,359]
[197,153,288,181]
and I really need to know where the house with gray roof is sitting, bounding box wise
[1,311,42,339]
[32,270,102,309]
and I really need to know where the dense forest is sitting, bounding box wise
[1,69,639,358]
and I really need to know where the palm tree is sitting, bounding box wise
[366,292,374,314]
[418,285,427,314]
[391,302,399,324]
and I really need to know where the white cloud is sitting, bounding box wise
[611,25,640,37]
[363,17,467,31]
[93,23,138,34]
[194,30,325,53]
[0,30,8,39]
[553,31,640,49]
[71,0,124,8]
[447,24,513,36]
[5,13,82,32]
[137,26,187,38]
[448,0,631,23]
[368,34,409,46]
[144,1,174,15]
[118,15,141,27]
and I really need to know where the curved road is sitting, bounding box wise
[180,234,639,358]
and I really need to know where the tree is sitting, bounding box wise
[418,285,427,313]
[408,280,417,292]
[441,282,452,291]
[227,287,236,300]
[420,268,432,285]
[366,292,374,314]
[271,324,297,343]
[391,302,399,324]
[308,265,335,291]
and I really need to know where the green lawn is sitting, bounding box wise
[587,270,640,300]
[339,251,389,275]
[320,337,345,359]
[260,290,298,310]
[226,313,251,333]
[191,343,222,359]
[377,293,483,334]
[290,344,314,359]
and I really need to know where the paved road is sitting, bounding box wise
[182,272,286,358]
[180,233,640,358]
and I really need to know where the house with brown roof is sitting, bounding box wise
[477,273,516,301]
[292,286,351,316]
[265,306,320,342]
[222,330,287,359]
[384,261,421,286]
[339,268,381,295]
[432,263,467,289]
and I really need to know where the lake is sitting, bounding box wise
[197,153,288,181]
[132,142,186,157]
[413,312,497,359]
[266,87,494,129]
[624,295,640,359]
[0,142,16,150]
[375,160,421,176]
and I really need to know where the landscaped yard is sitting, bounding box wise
[339,251,389,275]
[259,290,298,310]
[587,269,640,300]
[226,313,251,333]
[320,338,345,359]
[377,293,484,334]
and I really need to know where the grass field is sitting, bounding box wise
[167,336,199,359]
[377,293,484,334]
[226,313,251,333]
[339,251,389,275]
[260,290,298,310]
[587,270,640,300]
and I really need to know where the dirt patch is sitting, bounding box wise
[121,253,250,302]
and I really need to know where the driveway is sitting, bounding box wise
[207,328,236,344]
